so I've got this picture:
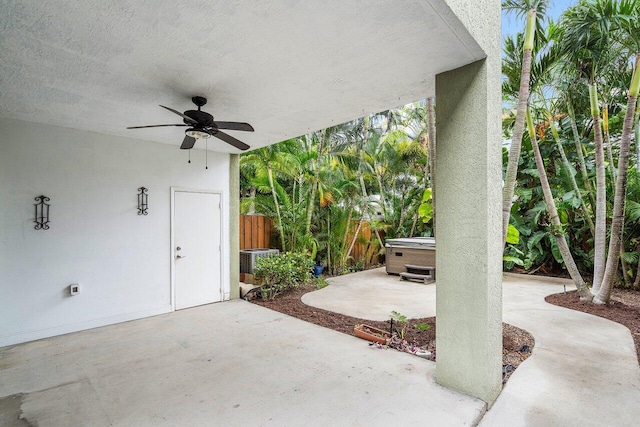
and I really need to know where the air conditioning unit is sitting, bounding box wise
[240,249,280,274]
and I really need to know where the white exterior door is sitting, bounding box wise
[173,191,222,310]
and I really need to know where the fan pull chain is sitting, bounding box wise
[188,149,191,164]
[205,140,208,170]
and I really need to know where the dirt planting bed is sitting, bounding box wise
[251,283,534,383]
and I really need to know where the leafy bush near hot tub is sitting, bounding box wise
[254,252,313,300]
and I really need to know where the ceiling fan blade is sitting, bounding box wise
[214,121,255,132]
[213,131,250,151]
[180,135,197,150]
[160,105,198,124]
[126,124,187,129]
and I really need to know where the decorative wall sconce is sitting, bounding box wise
[34,195,50,230]
[137,187,148,215]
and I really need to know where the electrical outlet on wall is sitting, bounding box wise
[69,284,80,296]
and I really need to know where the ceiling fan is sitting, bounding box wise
[127,96,253,151]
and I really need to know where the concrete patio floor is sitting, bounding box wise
[305,268,640,426]
[302,267,437,320]
[2,269,640,426]
[0,298,484,426]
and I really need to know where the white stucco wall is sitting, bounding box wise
[0,118,230,346]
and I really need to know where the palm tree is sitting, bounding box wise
[559,0,640,302]
[596,55,640,302]
[558,0,618,293]
[345,115,375,264]
[546,106,595,236]
[241,143,293,250]
[527,107,592,298]
[635,109,640,171]
[551,66,598,212]
[502,0,549,245]
[301,129,333,236]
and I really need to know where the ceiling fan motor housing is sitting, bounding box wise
[183,110,216,127]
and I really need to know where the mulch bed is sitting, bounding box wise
[546,290,640,363]
[251,283,534,383]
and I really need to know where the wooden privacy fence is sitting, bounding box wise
[239,214,382,266]
[240,215,274,250]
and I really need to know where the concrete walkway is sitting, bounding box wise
[0,299,485,426]
[3,270,639,426]
[482,274,640,426]
[302,267,436,320]
[305,268,640,426]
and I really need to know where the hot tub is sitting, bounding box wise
[385,237,435,275]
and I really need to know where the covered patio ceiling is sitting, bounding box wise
[0,0,484,153]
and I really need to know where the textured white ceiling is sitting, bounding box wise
[0,0,484,153]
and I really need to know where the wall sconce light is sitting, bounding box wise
[34,195,50,230]
[137,187,148,215]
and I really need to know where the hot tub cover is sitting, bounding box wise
[385,237,435,248]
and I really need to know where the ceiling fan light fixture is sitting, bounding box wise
[186,128,211,139]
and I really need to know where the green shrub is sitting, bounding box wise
[314,277,329,290]
[254,252,313,300]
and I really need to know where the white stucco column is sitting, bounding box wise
[229,153,240,300]
[435,0,502,405]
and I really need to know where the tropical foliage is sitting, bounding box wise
[242,0,640,303]
[502,0,640,302]
[240,102,436,276]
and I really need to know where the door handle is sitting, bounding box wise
[176,255,186,259]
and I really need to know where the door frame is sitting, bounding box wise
[170,187,225,311]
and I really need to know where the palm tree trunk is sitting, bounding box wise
[341,205,354,257]
[353,116,372,245]
[633,243,640,289]
[409,211,419,237]
[345,117,372,266]
[595,57,640,304]
[374,229,384,249]
[291,179,297,249]
[420,132,430,190]
[305,131,325,234]
[397,183,408,235]
[527,109,592,300]
[635,110,640,172]
[345,205,364,265]
[427,96,436,236]
[633,262,640,289]
[376,174,387,221]
[549,116,595,236]
[590,83,607,295]
[306,178,318,233]
[567,98,596,209]
[327,212,332,274]
[603,104,618,182]
[268,168,286,251]
[503,8,536,246]
[345,221,362,265]
[620,245,631,288]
